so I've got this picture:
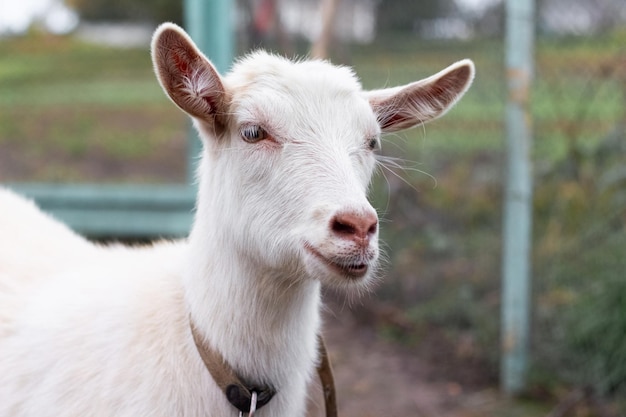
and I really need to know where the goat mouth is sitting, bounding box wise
[304,245,369,279]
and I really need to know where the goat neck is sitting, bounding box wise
[184,155,322,416]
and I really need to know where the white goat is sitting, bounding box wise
[0,23,474,417]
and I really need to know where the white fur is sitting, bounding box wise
[0,23,474,417]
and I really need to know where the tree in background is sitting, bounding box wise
[68,0,183,24]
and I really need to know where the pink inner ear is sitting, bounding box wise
[372,91,425,131]
[378,107,412,131]
[173,52,191,77]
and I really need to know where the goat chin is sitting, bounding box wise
[0,22,474,417]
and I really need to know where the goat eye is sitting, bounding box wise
[241,125,269,143]
[367,137,379,151]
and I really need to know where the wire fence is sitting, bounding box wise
[357,0,626,402]
[530,0,626,400]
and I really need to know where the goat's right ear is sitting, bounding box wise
[151,23,226,123]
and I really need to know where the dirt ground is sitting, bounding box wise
[308,296,502,417]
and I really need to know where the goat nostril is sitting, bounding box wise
[332,219,356,236]
[331,212,378,241]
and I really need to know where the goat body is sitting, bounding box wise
[0,23,474,417]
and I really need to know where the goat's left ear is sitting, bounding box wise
[366,59,475,133]
[151,23,227,123]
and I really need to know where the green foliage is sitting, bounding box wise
[534,126,626,401]
[536,234,626,399]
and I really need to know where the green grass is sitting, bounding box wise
[0,79,165,106]
[0,33,187,183]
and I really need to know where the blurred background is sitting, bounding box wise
[1,0,625,416]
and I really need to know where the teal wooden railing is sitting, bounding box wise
[8,0,234,239]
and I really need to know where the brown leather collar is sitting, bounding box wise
[316,334,338,417]
[190,319,337,416]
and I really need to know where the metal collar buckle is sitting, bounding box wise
[238,391,257,417]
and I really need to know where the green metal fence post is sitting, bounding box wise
[184,0,235,183]
[501,0,535,396]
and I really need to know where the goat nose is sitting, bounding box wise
[331,210,378,244]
